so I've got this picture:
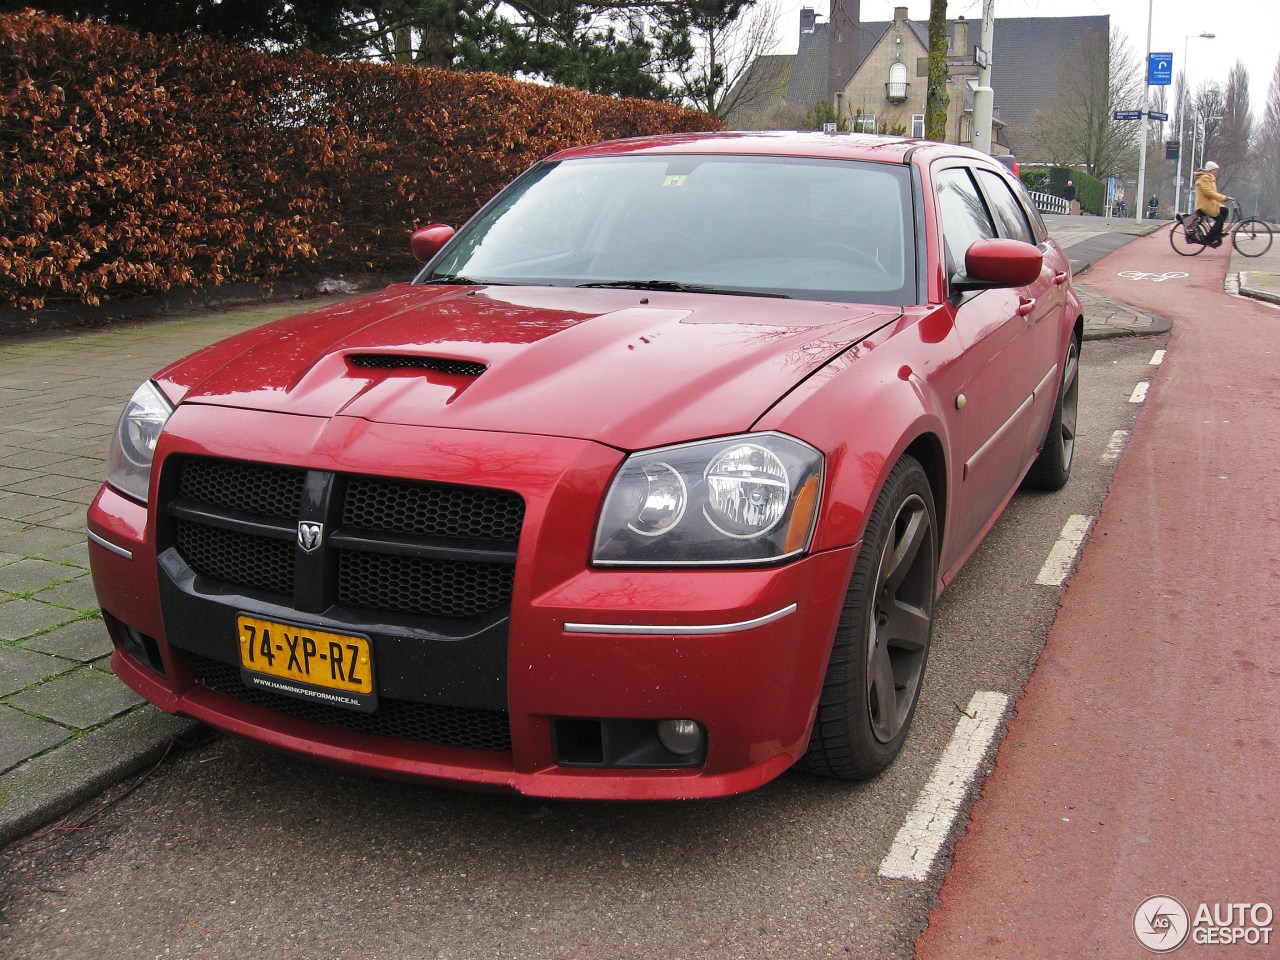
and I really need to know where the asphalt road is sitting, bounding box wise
[0,331,1166,960]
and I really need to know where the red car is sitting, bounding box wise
[88,132,1080,800]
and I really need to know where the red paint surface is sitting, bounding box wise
[917,235,1280,957]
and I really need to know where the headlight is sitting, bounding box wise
[593,433,822,566]
[106,381,173,503]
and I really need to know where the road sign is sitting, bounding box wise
[1149,52,1173,85]
[1149,110,1169,122]
[974,46,989,69]
[1166,141,1180,160]
[1113,110,1141,121]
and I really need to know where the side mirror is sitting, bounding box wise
[953,238,1043,293]
[411,224,455,262]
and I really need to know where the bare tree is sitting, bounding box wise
[1026,27,1141,177]
[1262,56,1280,220]
[1194,82,1227,171]
[678,0,780,120]
[1215,61,1254,185]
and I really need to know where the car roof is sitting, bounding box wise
[545,131,992,167]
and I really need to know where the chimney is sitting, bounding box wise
[894,6,908,23]
[799,7,817,35]
[953,16,968,57]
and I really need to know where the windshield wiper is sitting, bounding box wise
[576,280,789,298]
[418,274,491,285]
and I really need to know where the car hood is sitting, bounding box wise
[158,284,899,451]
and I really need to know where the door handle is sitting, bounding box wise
[1053,271,1069,285]
[1017,296,1037,317]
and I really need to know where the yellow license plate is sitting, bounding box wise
[237,615,375,711]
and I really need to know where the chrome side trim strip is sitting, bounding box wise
[87,529,134,561]
[564,603,798,636]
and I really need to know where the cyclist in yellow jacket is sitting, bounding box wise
[1194,161,1230,247]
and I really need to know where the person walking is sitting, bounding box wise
[1194,161,1230,247]
[1063,180,1077,215]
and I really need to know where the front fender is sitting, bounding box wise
[754,308,958,556]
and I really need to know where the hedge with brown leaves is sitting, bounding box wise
[0,11,717,310]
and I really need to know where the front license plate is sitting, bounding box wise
[237,615,376,713]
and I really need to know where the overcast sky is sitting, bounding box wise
[772,0,1279,117]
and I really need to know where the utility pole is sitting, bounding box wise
[971,0,996,154]
[1135,0,1153,221]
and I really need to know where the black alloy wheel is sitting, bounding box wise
[1024,330,1080,491]
[801,456,937,780]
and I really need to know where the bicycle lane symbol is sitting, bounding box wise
[1118,270,1189,282]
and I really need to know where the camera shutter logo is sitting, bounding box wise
[297,522,324,553]
[1135,896,1190,953]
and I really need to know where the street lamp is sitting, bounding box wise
[1174,32,1215,216]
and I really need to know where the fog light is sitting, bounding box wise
[657,719,704,756]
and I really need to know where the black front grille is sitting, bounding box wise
[347,354,486,377]
[338,551,514,618]
[165,457,524,620]
[193,655,512,752]
[176,519,294,596]
[344,477,524,540]
[179,458,304,519]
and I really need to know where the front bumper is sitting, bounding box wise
[88,405,857,800]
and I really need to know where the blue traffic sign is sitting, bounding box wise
[1149,110,1169,122]
[1149,52,1173,85]
[1113,110,1141,121]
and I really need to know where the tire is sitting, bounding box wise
[1232,218,1273,258]
[1169,219,1206,256]
[801,456,937,780]
[1023,330,1080,491]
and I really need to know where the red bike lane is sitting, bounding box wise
[916,232,1280,958]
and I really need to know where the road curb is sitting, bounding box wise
[1239,272,1280,306]
[0,707,203,848]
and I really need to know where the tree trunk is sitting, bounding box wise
[925,0,949,142]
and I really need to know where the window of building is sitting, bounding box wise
[887,62,908,102]
[855,113,876,132]
[911,114,925,138]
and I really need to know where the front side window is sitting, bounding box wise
[934,167,997,279]
[976,169,1035,244]
[421,155,917,305]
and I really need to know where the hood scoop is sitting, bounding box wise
[347,354,487,378]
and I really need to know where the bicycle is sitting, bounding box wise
[1169,199,1273,257]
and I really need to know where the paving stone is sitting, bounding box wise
[20,617,111,662]
[0,598,79,641]
[34,574,100,612]
[2,524,82,556]
[7,665,143,729]
[0,705,70,773]
[0,557,72,594]
[0,645,77,696]
[3,473,86,498]
[39,540,91,569]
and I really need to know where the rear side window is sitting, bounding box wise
[935,168,996,278]
[976,169,1035,244]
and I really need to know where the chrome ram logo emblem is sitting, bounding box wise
[297,522,324,553]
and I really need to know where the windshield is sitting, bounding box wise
[418,155,916,305]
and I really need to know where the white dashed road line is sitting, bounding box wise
[878,691,1011,882]
[1129,381,1150,403]
[1102,429,1130,463]
[1036,514,1093,587]
[1150,349,1166,366]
